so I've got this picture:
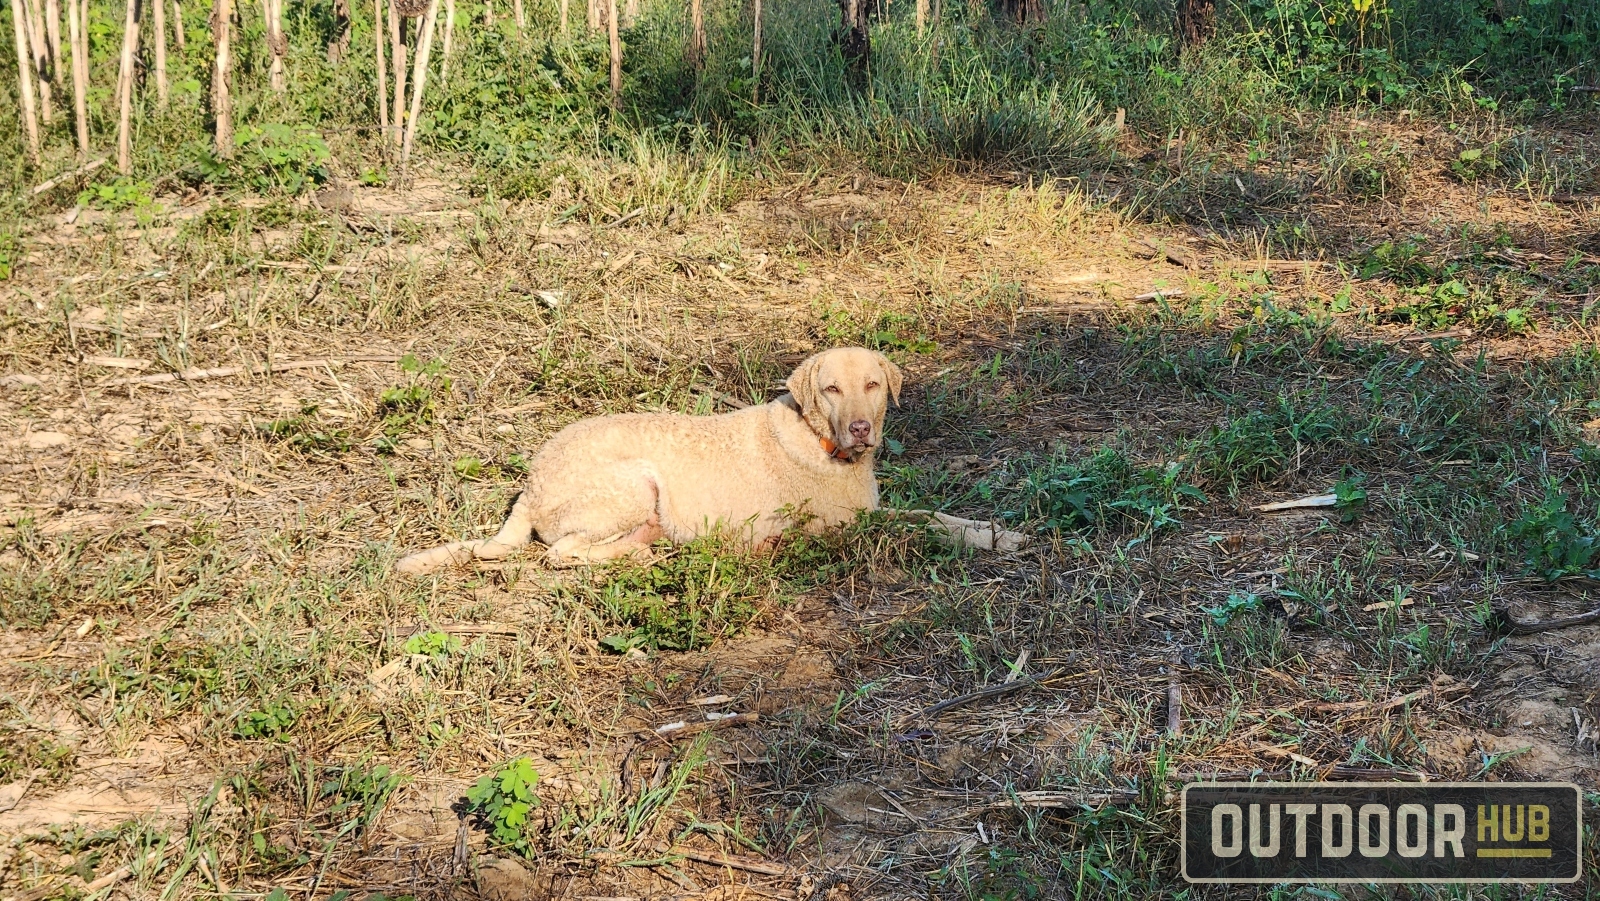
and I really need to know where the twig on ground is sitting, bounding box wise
[649,712,758,741]
[920,668,1062,719]
[1166,649,1182,736]
[104,354,401,386]
[1309,675,1469,714]
[30,156,107,195]
[1492,604,1600,634]
[1256,494,1336,512]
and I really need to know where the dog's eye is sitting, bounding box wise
[865,382,879,390]
[824,385,842,394]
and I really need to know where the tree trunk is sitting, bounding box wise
[586,0,596,32]
[559,0,568,34]
[511,0,522,32]
[172,0,185,50]
[399,0,437,175]
[329,0,351,62]
[115,0,141,173]
[916,0,926,36]
[389,0,406,147]
[11,0,41,164]
[624,0,636,25]
[374,0,388,143]
[836,0,868,86]
[212,0,232,156]
[44,0,62,98]
[67,0,88,156]
[606,0,619,108]
[153,0,169,106]
[751,0,761,103]
[686,0,704,67]
[1175,0,1214,46]
[23,0,54,123]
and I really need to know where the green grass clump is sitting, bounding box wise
[1003,446,1206,538]
[467,757,542,856]
[1191,396,1345,493]
[1509,487,1600,581]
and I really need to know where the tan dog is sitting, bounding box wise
[395,347,902,574]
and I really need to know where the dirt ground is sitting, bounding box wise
[2,123,1599,899]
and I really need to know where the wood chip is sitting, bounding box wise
[1256,494,1337,512]
[80,355,151,370]
[1361,597,1413,612]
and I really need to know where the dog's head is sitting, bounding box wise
[785,347,902,461]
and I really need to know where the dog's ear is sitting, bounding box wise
[786,354,824,414]
[878,354,903,406]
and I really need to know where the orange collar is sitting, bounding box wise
[819,437,854,461]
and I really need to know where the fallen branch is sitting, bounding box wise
[975,789,1138,812]
[1132,288,1185,301]
[651,843,790,877]
[920,668,1062,720]
[1165,649,1182,736]
[1309,675,1469,714]
[1256,494,1336,512]
[104,354,401,386]
[893,509,1031,553]
[649,712,758,741]
[1491,604,1600,634]
[30,156,106,195]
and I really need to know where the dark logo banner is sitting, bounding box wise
[1182,782,1582,884]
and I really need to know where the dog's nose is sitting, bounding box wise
[849,420,872,443]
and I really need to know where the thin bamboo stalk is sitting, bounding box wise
[558,0,567,33]
[624,0,635,25]
[44,0,61,90]
[440,0,453,84]
[916,0,926,35]
[511,0,522,33]
[23,0,53,123]
[67,0,88,156]
[263,0,284,90]
[212,0,232,156]
[751,0,761,103]
[482,0,491,25]
[585,0,595,32]
[388,0,405,147]
[374,0,389,141]
[153,0,169,106]
[115,0,141,173]
[398,0,437,177]
[606,0,618,107]
[11,0,42,163]
[172,0,185,49]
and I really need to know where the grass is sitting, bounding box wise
[2,0,1600,896]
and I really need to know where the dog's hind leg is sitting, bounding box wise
[543,467,664,564]
[395,490,539,575]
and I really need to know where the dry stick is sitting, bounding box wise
[30,155,107,194]
[586,0,595,31]
[153,0,169,106]
[481,0,491,25]
[211,0,232,156]
[373,0,388,143]
[114,0,140,174]
[558,0,567,33]
[510,0,522,32]
[1493,604,1600,635]
[439,0,453,84]
[66,0,87,156]
[23,0,53,123]
[750,0,761,103]
[44,0,62,101]
[172,0,185,48]
[606,0,618,107]
[1165,649,1182,736]
[919,668,1063,720]
[11,0,42,163]
[388,0,406,147]
[106,355,402,386]
[915,0,926,35]
[398,0,438,178]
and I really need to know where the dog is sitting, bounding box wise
[395,347,902,574]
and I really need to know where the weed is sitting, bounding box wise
[467,757,541,856]
[1508,488,1600,580]
[375,355,452,449]
[586,539,773,653]
[236,703,298,741]
[402,630,461,657]
[1002,446,1206,539]
[1203,591,1263,628]
[1190,397,1344,493]
[258,405,353,454]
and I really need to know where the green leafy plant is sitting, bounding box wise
[258,404,352,453]
[1449,146,1501,182]
[1203,591,1263,627]
[236,702,297,740]
[235,124,332,193]
[1508,488,1599,580]
[376,355,452,448]
[1334,476,1368,522]
[78,177,156,212]
[467,757,541,855]
[402,630,460,657]
[1002,447,1206,538]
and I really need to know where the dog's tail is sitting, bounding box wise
[395,490,538,575]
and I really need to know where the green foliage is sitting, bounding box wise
[1002,446,1206,538]
[467,757,541,855]
[1334,475,1368,522]
[234,124,332,193]
[78,178,156,211]
[590,540,771,652]
[1203,591,1263,627]
[1509,488,1600,581]
[402,630,461,657]
[259,405,353,454]
[236,702,298,740]
[376,355,452,449]
[0,700,76,785]
[1191,397,1344,493]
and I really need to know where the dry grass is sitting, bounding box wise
[2,124,1600,900]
